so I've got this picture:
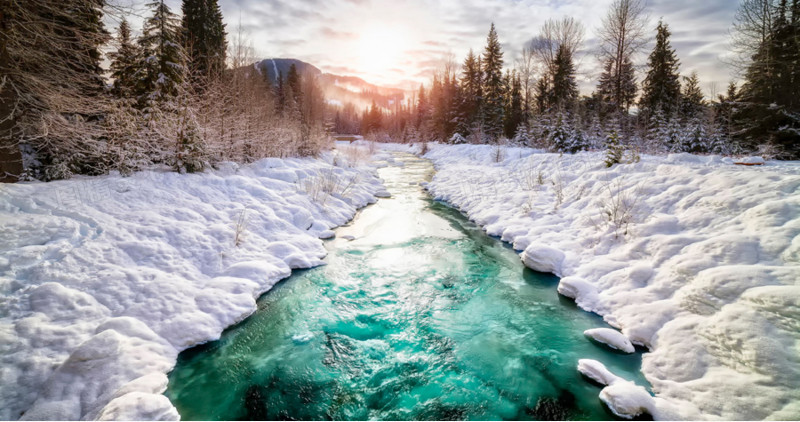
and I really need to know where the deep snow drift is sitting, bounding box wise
[0,149,384,420]
[419,143,800,420]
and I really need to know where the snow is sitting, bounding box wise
[578,359,671,420]
[584,328,635,353]
[0,152,383,420]
[419,143,800,420]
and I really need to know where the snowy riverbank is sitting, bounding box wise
[0,150,384,420]
[417,143,800,420]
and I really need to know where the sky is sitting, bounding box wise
[126,0,741,96]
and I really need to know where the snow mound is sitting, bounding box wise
[578,359,655,419]
[584,328,635,353]
[521,244,565,276]
[0,152,383,420]
[737,156,766,165]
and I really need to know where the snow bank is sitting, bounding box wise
[0,152,384,420]
[421,143,800,420]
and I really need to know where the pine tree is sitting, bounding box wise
[460,49,483,134]
[597,57,636,114]
[181,0,227,80]
[735,0,800,157]
[604,131,624,167]
[549,112,572,152]
[137,0,187,108]
[109,19,140,98]
[482,23,506,141]
[551,44,578,111]
[504,72,524,138]
[640,21,682,117]
[534,77,550,114]
[679,116,708,153]
[362,101,382,134]
[285,63,303,117]
[681,71,706,118]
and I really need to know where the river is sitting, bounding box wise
[165,153,650,420]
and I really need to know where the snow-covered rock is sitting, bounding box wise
[0,151,384,420]
[737,156,766,165]
[583,328,635,353]
[421,143,800,420]
[521,244,565,276]
[578,359,655,419]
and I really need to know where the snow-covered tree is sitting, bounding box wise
[604,130,624,167]
[137,0,187,108]
[678,116,708,153]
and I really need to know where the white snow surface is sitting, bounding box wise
[0,153,384,420]
[420,143,800,420]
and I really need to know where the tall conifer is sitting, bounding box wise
[640,21,682,117]
[482,23,506,141]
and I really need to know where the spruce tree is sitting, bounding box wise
[640,21,682,117]
[181,0,227,80]
[137,0,187,108]
[482,23,506,141]
[551,44,578,111]
[596,57,636,115]
[109,19,140,98]
[681,71,706,118]
[460,49,483,133]
[504,72,524,139]
[285,63,303,117]
[735,0,800,157]
[534,77,550,114]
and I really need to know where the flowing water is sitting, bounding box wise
[165,153,650,420]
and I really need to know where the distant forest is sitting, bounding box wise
[354,0,800,160]
[1,0,799,182]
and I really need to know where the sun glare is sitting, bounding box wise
[357,24,408,78]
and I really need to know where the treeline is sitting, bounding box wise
[364,0,800,159]
[0,0,327,182]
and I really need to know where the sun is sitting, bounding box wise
[357,24,408,78]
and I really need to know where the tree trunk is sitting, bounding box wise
[0,5,24,182]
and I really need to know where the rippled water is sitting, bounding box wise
[165,154,650,420]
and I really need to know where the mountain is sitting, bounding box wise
[253,58,406,111]
[256,58,322,84]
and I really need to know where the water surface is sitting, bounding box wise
[166,154,649,420]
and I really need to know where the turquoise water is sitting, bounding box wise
[165,154,650,420]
